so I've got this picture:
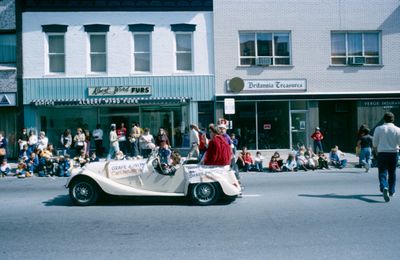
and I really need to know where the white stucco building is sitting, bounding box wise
[214,0,400,152]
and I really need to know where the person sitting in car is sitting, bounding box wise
[160,151,181,176]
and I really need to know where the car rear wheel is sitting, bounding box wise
[69,179,99,206]
[190,183,220,205]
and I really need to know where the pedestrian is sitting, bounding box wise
[107,124,120,160]
[139,128,155,158]
[311,127,324,153]
[155,128,170,147]
[202,125,231,166]
[283,153,297,172]
[27,129,38,155]
[37,131,49,152]
[92,124,104,157]
[60,129,72,156]
[373,112,400,202]
[17,128,29,153]
[329,146,347,169]
[188,124,200,159]
[73,128,86,156]
[129,122,142,157]
[117,122,127,155]
[254,151,264,172]
[357,127,373,172]
[0,132,8,162]
[0,159,11,177]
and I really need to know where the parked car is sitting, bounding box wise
[66,149,241,206]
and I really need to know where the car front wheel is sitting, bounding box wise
[190,183,220,205]
[69,179,99,206]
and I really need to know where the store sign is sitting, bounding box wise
[227,79,306,92]
[224,98,235,114]
[88,86,151,96]
[361,100,400,107]
[0,93,16,107]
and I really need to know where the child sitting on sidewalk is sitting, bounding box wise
[0,159,11,177]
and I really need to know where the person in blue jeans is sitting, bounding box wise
[329,146,347,169]
[373,112,400,202]
[357,128,373,172]
[59,154,71,177]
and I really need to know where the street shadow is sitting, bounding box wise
[298,193,385,203]
[43,194,236,207]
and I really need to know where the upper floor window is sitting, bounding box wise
[331,31,380,65]
[175,33,193,71]
[42,25,68,74]
[0,32,16,64]
[89,34,107,73]
[133,33,151,72]
[47,34,65,73]
[239,32,291,66]
[84,24,109,73]
[171,23,196,72]
[129,24,154,73]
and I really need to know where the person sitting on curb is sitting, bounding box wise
[0,159,11,177]
[269,155,282,172]
[329,146,347,169]
[283,153,297,172]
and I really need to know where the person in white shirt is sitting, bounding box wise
[92,124,104,157]
[188,124,200,159]
[373,112,400,202]
[37,131,48,151]
[107,124,120,160]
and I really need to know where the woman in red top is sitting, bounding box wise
[203,125,231,166]
[311,127,324,153]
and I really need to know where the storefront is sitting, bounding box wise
[216,78,400,152]
[23,76,214,150]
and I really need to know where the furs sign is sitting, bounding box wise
[88,86,151,96]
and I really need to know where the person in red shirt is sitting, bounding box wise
[203,125,231,166]
[311,127,324,153]
[117,122,127,155]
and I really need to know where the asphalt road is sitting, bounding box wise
[1,168,399,260]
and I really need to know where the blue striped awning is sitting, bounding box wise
[31,97,191,107]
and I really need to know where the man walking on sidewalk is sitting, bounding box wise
[373,112,400,202]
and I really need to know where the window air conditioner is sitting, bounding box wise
[256,57,272,66]
[348,56,365,65]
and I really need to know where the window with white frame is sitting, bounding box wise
[175,33,192,71]
[239,32,291,66]
[89,34,107,72]
[331,31,380,65]
[47,34,65,73]
[133,33,151,72]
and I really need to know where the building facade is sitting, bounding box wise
[0,0,18,157]
[214,0,400,152]
[21,0,214,149]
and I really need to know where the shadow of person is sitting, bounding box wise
[298,193,384,203]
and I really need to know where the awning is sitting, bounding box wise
[30,97,191,107]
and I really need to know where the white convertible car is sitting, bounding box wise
[66,150,241,206]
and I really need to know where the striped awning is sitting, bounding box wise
[31,97,191,107]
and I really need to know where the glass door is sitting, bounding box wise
[290,111,307,149]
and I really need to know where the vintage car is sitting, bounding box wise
[66,149,241,206]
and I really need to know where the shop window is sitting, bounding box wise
[239,31,291,66]
[331,31,380,65]
[257,101,290,149]
[0,33,16,63]
[198,102,214,130]
[133,33,151,72]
